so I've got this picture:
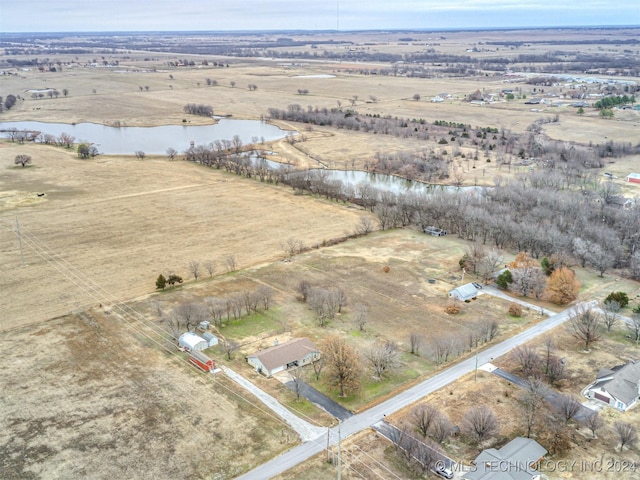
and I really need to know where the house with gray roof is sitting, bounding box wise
[247,338,320,377]
[448,283,480,302]
[583,359,640,411]
[463,437,547,480]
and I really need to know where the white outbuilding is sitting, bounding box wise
[448,283,480,302]
[178,332,208,352]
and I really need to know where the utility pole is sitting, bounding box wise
[326,427,331,463]
[16,216,25,266]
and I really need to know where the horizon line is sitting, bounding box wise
[1,24,639,36]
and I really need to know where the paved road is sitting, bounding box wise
[236,301,596,480]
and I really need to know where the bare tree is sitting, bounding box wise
[333,288,347,313]
[354,216,374,235]
[463,405,499,446]
[173,302,208,331]
[188,260,200,280]
[557,394,581,423]
[297,279,312,302]
[545,355,567,386]
[225,255,237,272]
[584,412,603,438]
[626,313,640,347]
[135,150,146,160]
[568,305,602,351]
[366,340,399,380]
[353,302,368,331]
[411,403,440,438]
[323,335,361,396]
[614,421,638,452]
[430,412,453,444]
[290,366,304,401]
[409,332,423,356]
[412,93,421,101]
[203,260,215,277]
[166,147,177,160]
[14,154,32,167]
[308,287,338,327]
[257,285,274,311]
[281,238,304,259]
[602,300,621,332]
[221,338,238,360]
[519,378,546,438]
[311,353,326,381]
[512,345,542,379]
[205,297,226,327]
[542,336,556,374]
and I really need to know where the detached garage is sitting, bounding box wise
[247,338,320,377]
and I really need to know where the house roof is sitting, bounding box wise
[449,283,479,299]
[464,437,547,480]
[594,359,640,405]
[248,338,318,371]
[179,332,206,349]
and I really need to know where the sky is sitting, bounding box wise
[1,0,638,33]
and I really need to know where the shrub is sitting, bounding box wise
[509,303,523,317]
[383,265,391,273]
[445,302,461,314]
[496,269,513,290]
[605,291,629,308]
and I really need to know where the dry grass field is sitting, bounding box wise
[0,141,365,331]
[1,28,640,479]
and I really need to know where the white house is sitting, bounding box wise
[178,332,208,352]
[583,359,640,411]
[247,338,320,377]
[448,283,480,302]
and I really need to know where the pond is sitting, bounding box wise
[307,168,477,196]
[0,119,296,155]
[2,119,476,196]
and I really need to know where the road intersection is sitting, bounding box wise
[235,300,596,479]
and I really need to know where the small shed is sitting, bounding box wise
[626,173,640,184]
[448,283,480,302]
[247,338,320,377]
[178,332,208,352]
[202,332,219,347]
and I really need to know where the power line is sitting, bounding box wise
[0,217,324,435]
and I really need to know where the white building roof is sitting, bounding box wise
[179,332,207,349]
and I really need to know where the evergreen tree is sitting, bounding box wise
[155,274,166,290]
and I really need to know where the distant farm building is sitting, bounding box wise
[247,338,320,377]
[448,283,480,302]
[178,332,208,352]
[424,226,447,236]
[626,173,640,184]
[202,332,219,347]
[189,351,215,372]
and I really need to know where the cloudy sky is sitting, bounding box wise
[1,0,638,32]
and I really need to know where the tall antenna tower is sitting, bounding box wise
[336,0,340,31]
